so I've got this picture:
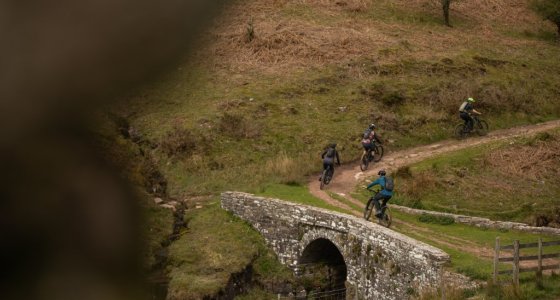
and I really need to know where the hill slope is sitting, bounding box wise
[106,0,560,298]
[116,0,560,199]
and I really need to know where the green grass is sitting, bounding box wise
[118,48,560,198]
[101,0,560,297]
[326,191,363,212]
[350,190,560,281]
[166,200,296,299]
[258,183,351,214]
[412,142,505,172]
[142,200,175,269]
[485,273,560,300]
[391,210,560,282]
[389,130,560,223]
[256,186,560,298]
[113,0,560,202]
[251,182,557,295]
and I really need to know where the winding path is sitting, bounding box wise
[309,119,560,209]
[308,119,560,288]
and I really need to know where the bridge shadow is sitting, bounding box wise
[297,238,347,298]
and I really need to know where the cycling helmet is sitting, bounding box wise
[467,97,475,103]
[369,123,376,130]
[378,169,386,176]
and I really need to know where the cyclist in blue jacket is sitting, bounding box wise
[366,169,393,218]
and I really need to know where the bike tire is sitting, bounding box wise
[454,123,467,140]
[377,207,392,228]
[364,199,375,221]
[325,168,333,184]
[320,169,328,190]
[476,120,489,136]
[360,153,369,171]
[373,145,384,162]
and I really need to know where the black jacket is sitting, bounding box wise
[321,147,340,165]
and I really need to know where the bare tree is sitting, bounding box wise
[442,0,452,27]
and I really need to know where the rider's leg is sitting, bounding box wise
[372,193,384,217]
[321,160,334,180]
[467,115,474,131]
[362,143,369,157]
[319,161,328,181]
[380,196,392,216]
[460,112,470,132]
[366,143,374,158]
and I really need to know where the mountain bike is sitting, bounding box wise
[359,144,384,171]
[454,115,489,139]
[363,190,392,228]
[319,165,334,190]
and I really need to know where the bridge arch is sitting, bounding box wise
[222,192,449,299]
[298,237,347,293]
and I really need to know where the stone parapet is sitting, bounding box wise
[221,191,450,299]
[391,205,560,236]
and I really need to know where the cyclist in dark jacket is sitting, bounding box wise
[367,169,393,218]
[459,97,482,132]
[319,143,340,181]
[361,123,382,156]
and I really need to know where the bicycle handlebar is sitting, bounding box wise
[368,188,382,194]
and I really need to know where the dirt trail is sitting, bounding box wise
[309,119,560,208]
[308,119,560,285]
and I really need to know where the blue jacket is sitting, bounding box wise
[367,176,393,196]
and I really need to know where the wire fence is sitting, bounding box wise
[277,288,346,299]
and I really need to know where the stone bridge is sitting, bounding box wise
[221,192,450,299]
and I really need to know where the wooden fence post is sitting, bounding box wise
[537,238,543,286]
[513,240,520,288]
[493,237,500,284]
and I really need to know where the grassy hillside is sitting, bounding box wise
[392,130,560,225]
[166,200,350,300]
[103,0,560,298]
[115,0,560,200]
[262,177,560,299]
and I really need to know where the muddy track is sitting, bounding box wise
[309,119,560,210]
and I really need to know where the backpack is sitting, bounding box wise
[384,177,394,191]
[459,101,468,113]
[325,147,336,158]
[362,128,372,139]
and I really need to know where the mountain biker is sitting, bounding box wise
[319,143,340,181]
[459,97,482,132]
[366,169,393,218]
[361,123,382,156]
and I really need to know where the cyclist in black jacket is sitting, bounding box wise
[319,143,340,181]
[459,97,482,132]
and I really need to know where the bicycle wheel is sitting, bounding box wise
[373,145,384,162]
[319,169,328,190]
[454,123,467,139]
[377,207,392,228]
[325,168,333,184]
[475,120,489,136]
[360,153,369,171]
[363,199,375,221]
